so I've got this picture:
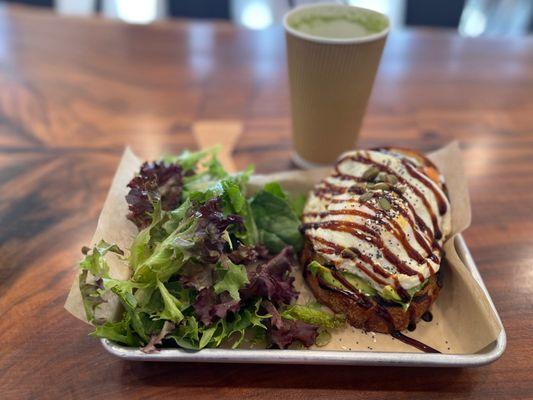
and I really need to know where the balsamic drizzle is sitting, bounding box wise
[391,331,441,353]
[402,160,448,216]
[301,220,423,279]
[310,235,390,282]
[376,304,441,353]
[421,311,433,322]
[337,154,444,240]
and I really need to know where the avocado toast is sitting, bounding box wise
[300,148,451,333]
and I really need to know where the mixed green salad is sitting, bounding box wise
[79,148,343,352]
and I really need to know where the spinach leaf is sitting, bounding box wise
[250,185,303,253]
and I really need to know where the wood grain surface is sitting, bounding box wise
[1,5,532,400]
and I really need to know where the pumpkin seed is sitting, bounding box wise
[375,172,388,182]
[359,192,374,202]
[362,166,379,181]
[378,197,392,211]
[369,182,391,191]
[386,174,399,185]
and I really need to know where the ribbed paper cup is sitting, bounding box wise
[284,4,390,168]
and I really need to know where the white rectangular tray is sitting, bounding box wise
[101,234,506,367]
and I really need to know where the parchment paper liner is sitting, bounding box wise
[65,142,502,354]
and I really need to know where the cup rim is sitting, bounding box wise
[283,3,390,45]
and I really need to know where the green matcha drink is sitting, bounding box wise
[284,4,389,167]
[293,18,374,39]
[287,7,388,40]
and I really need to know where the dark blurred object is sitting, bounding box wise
[3,0,52,7]
[406,0,466,28]
[169,0,230,20]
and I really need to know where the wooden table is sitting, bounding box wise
[1,5,532,399]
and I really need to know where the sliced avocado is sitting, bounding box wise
[341,271,376,296]
[308,261,375,295]
[381,285,402,302]
[309,260,430,308]
[308,261,345,290]
[379,279,430,310]
[380,285,410,311]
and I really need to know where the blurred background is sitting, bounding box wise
[3,0,532,37]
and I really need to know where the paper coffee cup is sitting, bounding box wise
[284,4,390,168]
